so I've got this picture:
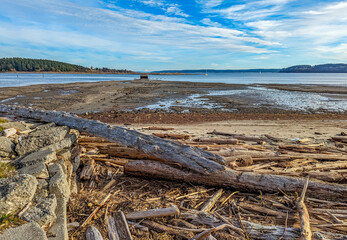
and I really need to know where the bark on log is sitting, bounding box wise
[0,104,224,174]
[125,205,179,220]
[124,160,347,202]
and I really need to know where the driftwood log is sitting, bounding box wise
[0,104,224,174]
[124,160,347,202]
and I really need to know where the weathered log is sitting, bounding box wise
[124,160,347,202]
[332,136,347,143]
[107,212,133,240]
[80,159,95,180]
[142,126,175,130]
[194,138,239,145]
[86,226,104,240]
[99,146,159,160]
[142,220,194,239]
[152,133,190,139]
[216,149,277,158]
[0,104,224,174]
[125,205,179,220]
[208,130,265,142]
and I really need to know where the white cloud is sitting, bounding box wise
[165,4,189,17]
[196,0,224,9]
[201,18,221,27]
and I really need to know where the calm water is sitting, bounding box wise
[0,72,347,87]
[0,72,346,112]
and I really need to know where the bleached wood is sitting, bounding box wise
[125,205,179,220]
[0,104,224,174]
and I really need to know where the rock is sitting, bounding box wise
[40,134,77,153]
[57,149,71,161]
[16,126,68,156]
[15,149,56,168]
[18,161,49,179]
[33,179,49,202]
[0,137,14,157]
[0,222,48,240]
[1,128,17,137]
[48,163,70,200]
[0,174,38,214]
[48,197,68,240]
[21,194,57,226]
[0,121,28,132]
[71,156,80,173]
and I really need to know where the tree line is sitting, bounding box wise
[0,58,134,73]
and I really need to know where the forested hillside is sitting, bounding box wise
[280,64,347,73]
[0,58,134,73]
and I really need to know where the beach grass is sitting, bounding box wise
[0,163,15,179]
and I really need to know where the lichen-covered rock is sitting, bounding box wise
[0,128,17,137]
[48,163,70,200]
[18,161,49,179]
[41,134,77,153]
[0,137,14,157]
[0,222,48,240]
[15,149,56,168]
[21,194,57,226]
[33,179,49,202]
[0,174,38,214]
[15,126,68,156]
[0,121,28,132]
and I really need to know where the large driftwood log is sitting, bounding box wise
[124,160,347,202]
[0,104,224,174]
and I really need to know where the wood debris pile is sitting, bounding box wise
[70,127,347,240]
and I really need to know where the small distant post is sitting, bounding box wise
[140,74,149,80]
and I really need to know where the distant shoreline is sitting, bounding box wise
[0,71,190,75]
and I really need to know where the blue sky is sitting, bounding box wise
[0,0,347,71]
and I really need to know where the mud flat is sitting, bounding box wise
[0,80,346,117]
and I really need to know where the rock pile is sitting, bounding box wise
[0,119,80,240]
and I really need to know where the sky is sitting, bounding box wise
[0,0,347,71]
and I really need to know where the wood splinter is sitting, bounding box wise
[296,176,312,240]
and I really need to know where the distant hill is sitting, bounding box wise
[280,64,347,73]
[0,58,134,73]
[152,69,280,74]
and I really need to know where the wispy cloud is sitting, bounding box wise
[0,0,346,70]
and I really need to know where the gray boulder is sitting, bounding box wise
[0,222,48,240]
[15,149,56,168]
[0,137,14,158]
[18,161,49,179]
[48,164,70,200]
[16,126,68,156]
[21,194,57,226]
[0,174,38,214]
